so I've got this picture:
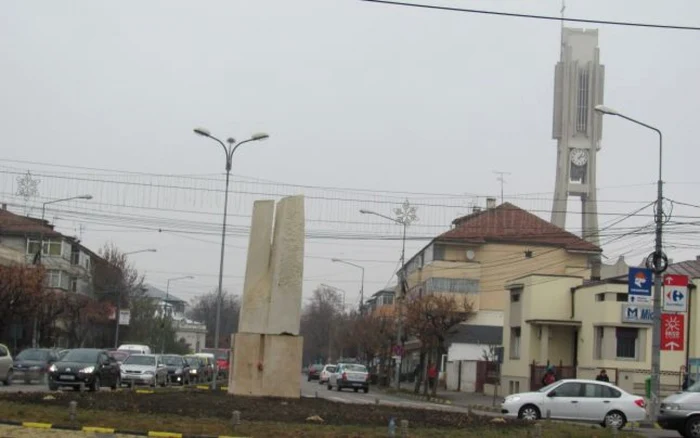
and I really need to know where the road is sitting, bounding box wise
[0,376,683,437]
[299,377,683,437]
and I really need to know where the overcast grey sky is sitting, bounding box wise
[2,0,699,306]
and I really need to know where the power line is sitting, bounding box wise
[360,0,700,31]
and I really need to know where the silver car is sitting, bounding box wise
[658,381,700,437]
[120,354,168,387]
[328,363,369,393]
[0,344,13,385]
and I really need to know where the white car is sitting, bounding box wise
[501,379,646,429]
[0,344,13,385]
[319,364,336,384]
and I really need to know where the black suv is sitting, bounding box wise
[48,348,120,391]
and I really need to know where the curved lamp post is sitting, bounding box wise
[193,127,268,390]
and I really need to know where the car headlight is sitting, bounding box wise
[190,369,197,374]
[48,364,57,373]
[504,396,521,404]
[662,403,681,411]
[80,366,95,374]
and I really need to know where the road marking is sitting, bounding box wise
[22,422,52,429]
[82,426,116,433]
[148,432,182,438]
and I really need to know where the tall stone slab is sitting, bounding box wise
[229,195,305,398]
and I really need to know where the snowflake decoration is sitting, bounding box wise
[16,171,40,214]
[394,199,419,226]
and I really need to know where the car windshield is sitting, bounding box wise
[62,350,99,363]
[184,357,200,366]
[124,355,156,366]
[344,364,367,373]
[686,381,700,393]
[325,366,336,372]
[108,351,129,361]
[17,349,48,361]
[311,364,323,371]
[161,355,183,366]
[537,381,560,393]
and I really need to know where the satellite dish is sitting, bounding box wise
[466,250,475,260]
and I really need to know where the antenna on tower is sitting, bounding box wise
[493,170,511,204]
[560,0,566,58]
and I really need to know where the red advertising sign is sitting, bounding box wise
[661,313,685,351]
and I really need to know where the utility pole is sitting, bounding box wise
[493,171,511,205]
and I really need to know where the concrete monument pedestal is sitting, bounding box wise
[228,195,305,399]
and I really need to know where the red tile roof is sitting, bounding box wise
[0,209,62,237]
[438,202,601,252]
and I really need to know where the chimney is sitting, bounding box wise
[472,206,482,213]
[697,255,700,261]
[1,203,6,210]
[486,197,497,209]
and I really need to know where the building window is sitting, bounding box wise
[616,293,628,302]
[594,326,604,359]
[510,327,521,359]
[433,245,446,261]
[425,277,479,294]
[510,291,521,302]
[46,270,62,289]
[576,68,590,134]
[70,277,78,293]
[616,327,639,360]
[595,293,605,302]
[27,239,63,257]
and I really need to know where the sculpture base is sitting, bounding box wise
[228,333,303,398]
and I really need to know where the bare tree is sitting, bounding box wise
[188,290,240,348]
[300,285,343,364]
[404,294,473,395]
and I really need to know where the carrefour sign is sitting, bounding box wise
[621,304,654,325]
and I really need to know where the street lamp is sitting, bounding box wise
[32,194,93,348]
[595,104,665,421]
[360,200,418,390]
[193,126,269,390]
[330,259,364,311]
[162,275,194,353]
[113,249,158,348]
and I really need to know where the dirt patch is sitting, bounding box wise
[1,390,523,430]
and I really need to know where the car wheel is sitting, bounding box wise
[337,384,342,392]
[2,370,12,386]
[354,388,359,393]
[363,387,369,394]
[517,404,540,421]
[327,384,332,391]
[91,376,100,392]
[684,416,700,438]
[604,411,626,430]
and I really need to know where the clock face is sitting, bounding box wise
[570,148,589,167]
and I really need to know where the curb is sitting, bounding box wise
[0,419,249,438]
[383,390,453,405]
[467,404,501,413]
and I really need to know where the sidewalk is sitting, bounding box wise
[379,384,502,412]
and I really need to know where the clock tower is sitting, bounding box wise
[551,28,605,247]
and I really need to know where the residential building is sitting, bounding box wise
[397,200,601,377]
[500,257,700,398]
[0,205,97,295]
[444,322,503,393]
[142,284,206,352]
[364,287,396,317]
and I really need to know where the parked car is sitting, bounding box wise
[0,344,13,386]
[319,364,336,384]
[160,354,190,385]
[184,355,207,383]
[328,363,369,393]
[500,379,646,429]
[13,348,59,384]
[107,350,130,366]
[117,344,151,355]
[48,348,120,391]
[307,364,324,381]
[120,354,168,387]
[658,380,700,437]
[201,348,230,378]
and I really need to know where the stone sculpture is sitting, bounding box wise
[228,195,305,398]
